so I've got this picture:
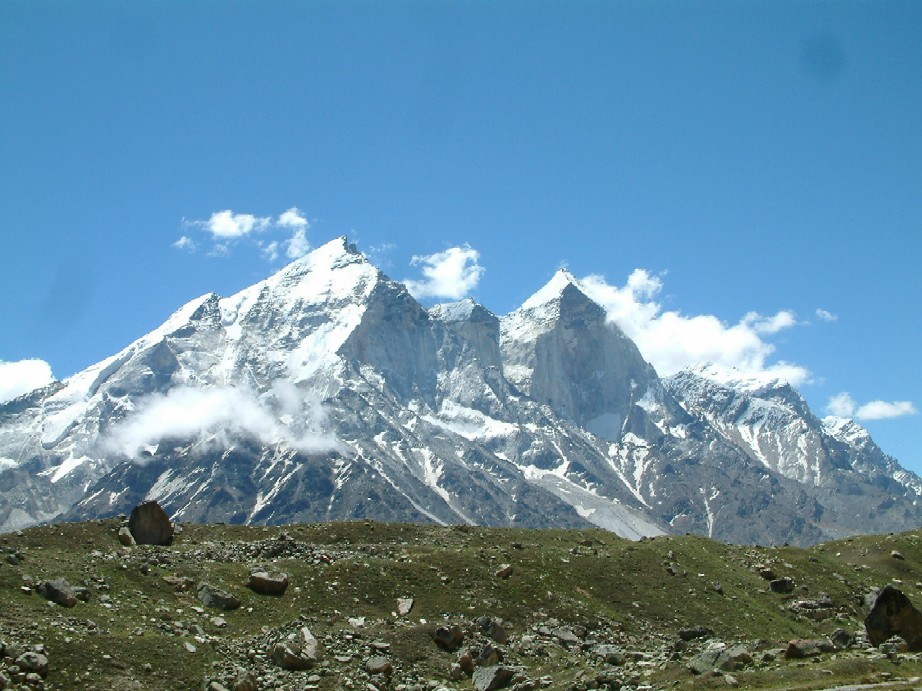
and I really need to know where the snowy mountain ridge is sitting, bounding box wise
[1,237,919,544]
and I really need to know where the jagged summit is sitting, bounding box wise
[519,268,586,311]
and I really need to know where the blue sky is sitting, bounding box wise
[1,2,920,470]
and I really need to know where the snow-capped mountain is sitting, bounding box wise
[0,238,918,544]
[665,364,922,538]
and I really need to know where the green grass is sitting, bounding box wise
[4,520,922,689]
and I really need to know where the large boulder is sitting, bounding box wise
[197,583,241,611]
[128,501,174,545]
[247,569,289,596]
[270,627,321,670]
[37,578,78,607]
[865,585,922,650]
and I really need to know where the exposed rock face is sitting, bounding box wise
[864,585,922,650]
[128,500,173,545]
[1,238,920,546]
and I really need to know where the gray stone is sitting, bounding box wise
[128,500,174,546]
[247,569,289,596]
[590,644,626,665]
[197,582,241,611]
[271,627,321,670]
[365,656,393,675]
[473,665,515,691]
[397,597,414,616]
[14,651,48,678]
[38,578,78,607]
[477,616,507,643]
[830,628,856,650]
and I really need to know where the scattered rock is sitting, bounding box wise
[116,526,136,547]
[14,651,49,678]
[37,578,78,607]
[770,577,795,594]
[434,625,464,652]
[473,664,515,691]
[678,626,714,641]
[198,582,241,611]
[477,616,507,643]
[688,643,752,674]
[247,569,289,596]
[270,627,321,670]
[784,638,834,659]
[879,635,909,656]
[864,584,922,650]
[128,500,174,546]
[755,564,776,580]
[495,564,514,579]
[365,656,393,675]
[830,628,856,650]
[590,644,626,665]
[891,550,905,560]
[397,597,414,616]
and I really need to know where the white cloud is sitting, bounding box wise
[172,235,196,252]
[285,228,310,259]
[278,207,309,230]
[815,308,838,322]
[181,207,313,262]
[404,245,485,300]
[205,210,271,239]
[579,271,809,385]
[743,310,797,335]
[0,359,55,404]
[827,392,917,420]
[103,384,341,459]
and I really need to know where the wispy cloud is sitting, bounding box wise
[815,308,838,322]
[404,245,485,300]
[102,383,341,460]
[172,235,196,252]
[579,270,809,384]
[0,359,55,404]
[827,392,917,421]
[176,207,312,262]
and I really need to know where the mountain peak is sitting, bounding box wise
[683,362,789,394]
[519,268,586,311]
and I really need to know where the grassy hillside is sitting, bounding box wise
[3,519,922,690]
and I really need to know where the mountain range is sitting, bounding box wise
[1,237,918,545]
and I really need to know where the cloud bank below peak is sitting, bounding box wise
[101,383,342,460]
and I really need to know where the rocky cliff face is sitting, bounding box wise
[0,238,918,545]
[665,365,922,538]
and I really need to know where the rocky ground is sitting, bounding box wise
[4,515,922,690]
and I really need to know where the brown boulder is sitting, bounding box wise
[865,585,922,650]
[128,501,174,545]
